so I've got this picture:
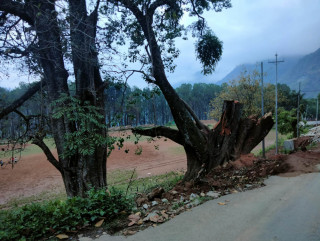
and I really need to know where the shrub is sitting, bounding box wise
[0,187,133,240]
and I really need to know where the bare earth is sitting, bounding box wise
[0,137,187,205]
[1,121,319,206]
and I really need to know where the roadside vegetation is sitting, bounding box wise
[0,170,183,240]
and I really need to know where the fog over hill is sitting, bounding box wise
[216,48,320,98]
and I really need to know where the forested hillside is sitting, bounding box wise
[217,48,320,98]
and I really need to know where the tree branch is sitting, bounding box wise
[32,134,61,172]
[132,126,184,145]
[0,0,34,25]
[148,0,173,16]
[0,80,45,119]
[181,99,210,133]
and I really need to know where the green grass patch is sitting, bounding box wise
[0,189,67,210]
[110,170,184,195]
[0,138,56,159]
[167,146,185,155]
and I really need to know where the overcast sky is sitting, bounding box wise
[165,0,320,88]
[1,0,320,89]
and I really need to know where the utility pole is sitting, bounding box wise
[269,53,284,155]
[261,62,266,158]
[316,96,319,126]
[297,82,300,137]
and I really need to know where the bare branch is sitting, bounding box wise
[181,99,210,133]
[0,0,34,25]
[0,80,45,119]
[132,126,184,145]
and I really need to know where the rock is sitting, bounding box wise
[284,139,295,151]
[200,192,205,197]
[180,196,185,202]
[206,191,220,198]
[143,204,149,210]
[245,184,253,188]
[189,193,199,201]
[137,219,143,225]
[171,190,178,195]
[152,201,158,206]
[148,187,165,201]
[136,197,148,206]
[161,198,169,203]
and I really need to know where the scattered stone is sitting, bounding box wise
[143,204,149,210]
[102,232,107,235]
[245,184,253,188]
[137,219,143,225]
[189,193,199,201]
[161,198,169,203]
[200,192,205,197]
[180,196,185,202]
[171,190,178,195]
[78,234,83,238]
[152,200,159,206]
[148,187,165,201]
[206,191,220,198]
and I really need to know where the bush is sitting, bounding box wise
[0,187,133,240]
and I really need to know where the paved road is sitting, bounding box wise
[88,172,320,241]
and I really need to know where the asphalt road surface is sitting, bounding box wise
[88,172,320,241]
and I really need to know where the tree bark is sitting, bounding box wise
[0,0,107,197]
[134,100,274,181]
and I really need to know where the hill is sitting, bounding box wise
[216,48,320,98]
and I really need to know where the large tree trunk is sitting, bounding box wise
[134,100,274,181]
[0,0,107,197]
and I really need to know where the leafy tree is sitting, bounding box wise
[103,0,274,181]
[0,0,109,197]
[278,107,298,138]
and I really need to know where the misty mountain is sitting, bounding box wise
[216,48,320,98]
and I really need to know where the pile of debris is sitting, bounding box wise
[303,125,320,143]
[121,154,290,235]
